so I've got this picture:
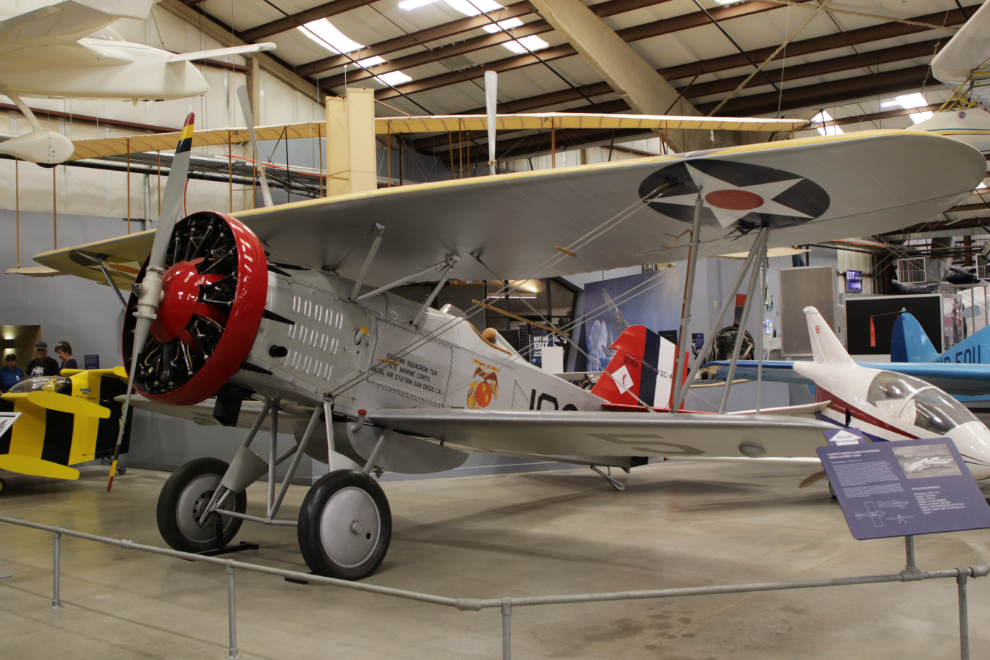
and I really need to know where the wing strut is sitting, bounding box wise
[349,224,386,301]
[672,227,769,412]
[671,189,704,410]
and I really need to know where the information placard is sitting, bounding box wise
[817,437,990,540]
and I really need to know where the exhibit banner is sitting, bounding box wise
[581,270,680,370]
[818,437,990,540]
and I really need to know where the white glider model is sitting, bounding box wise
[0,0,274,164]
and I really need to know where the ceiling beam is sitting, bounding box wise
[242,0,382,42]
[450,6,970,116]
[372,0,815,99]
[527,0,739,151]
[311,0,681,87]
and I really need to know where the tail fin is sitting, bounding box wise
[804,306,856,366]
[591,325,677,408]
[891,313,939,362]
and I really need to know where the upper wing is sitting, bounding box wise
[931,0,990,106]
[366,409,834,459]
[33,130,984,287]
[0,0,153,55]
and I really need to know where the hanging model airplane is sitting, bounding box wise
[911,0,990,152]
[0,368,132,493]
[0,0,274,164]
[26,111,987,579]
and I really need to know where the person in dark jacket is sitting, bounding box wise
[55,341,77,371]
[1,354,23,392]
[26,341,60,377]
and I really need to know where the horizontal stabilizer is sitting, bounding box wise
[0,454,79,480]
[168,43,276,62]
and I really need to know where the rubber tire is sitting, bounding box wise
[117,467,126,476]
[828,480,837,499]
[298,470,391,580]
[157,458,247,553]
[0,477,5,496]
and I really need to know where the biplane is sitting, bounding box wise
[25,97,986,580]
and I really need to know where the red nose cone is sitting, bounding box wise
[704,189,763,211]
[151,260,227,343]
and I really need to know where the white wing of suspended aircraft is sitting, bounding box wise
[911,0,990,152]
[0,0,274,164]
[25,122,986,581]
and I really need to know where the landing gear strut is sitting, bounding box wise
[591,465,625,491]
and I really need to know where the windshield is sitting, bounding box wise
[9,376,70,394]
[867,371,930,417]
[902,388,978,435]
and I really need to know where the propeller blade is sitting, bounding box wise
[236,85,274,208]
[108,112,196,492]
[798,470,828,489]
[485,70,497,176]
[27,391,110,418]
[107,317,150,491]
[149,113,196,270]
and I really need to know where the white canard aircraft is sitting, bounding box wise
[27,115,986,579]
[913,0,990,152]
[704,307,990,484]
[0,0,274,164]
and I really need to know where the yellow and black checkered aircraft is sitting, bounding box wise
[0,369,132,491]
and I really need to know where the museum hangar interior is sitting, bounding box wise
[3,0,990,657]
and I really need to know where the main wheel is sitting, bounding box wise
[298,470,391,580]
[0,477,6,496]
[157,457,247,553]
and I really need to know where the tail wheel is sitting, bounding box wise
[122,211,268,407]
[157,457,247,553]
[298,470,391,580]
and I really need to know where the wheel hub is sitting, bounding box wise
[320,487,380,568]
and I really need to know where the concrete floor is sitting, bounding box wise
[1,461,988,660]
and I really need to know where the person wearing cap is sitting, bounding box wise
[27,342,60,377]
[1,354,23,393]
[55,341,77,370]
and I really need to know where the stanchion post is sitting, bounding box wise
[226,563,241,659]
[50,531,62,609]
[501,598,512,660]
[905,535,916,573]
[958,571,970,660]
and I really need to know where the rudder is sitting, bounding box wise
[891,313,939,363]
[590,325,677,408]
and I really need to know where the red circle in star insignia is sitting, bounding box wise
[704,189,764,211]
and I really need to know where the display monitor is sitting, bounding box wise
[845,270,863,293]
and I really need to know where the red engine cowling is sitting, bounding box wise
[121,211,268,406]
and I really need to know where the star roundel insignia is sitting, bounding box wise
[638,159,830,231]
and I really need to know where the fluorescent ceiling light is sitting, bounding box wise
[376,70,412,86]
[356,56,386,68]
[880,93,933,123]
[811,110,843,136]
[399,0,440,8]
[487,295,537,299]
[484,17,523,33]
[979,182,987,190]
[503,35,548,54]
[445,0,503,16]
[299,19,363,54]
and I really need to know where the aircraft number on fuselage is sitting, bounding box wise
[936,345,982,363]
[528,389,578,411]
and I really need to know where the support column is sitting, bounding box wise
[326,88,377,197]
